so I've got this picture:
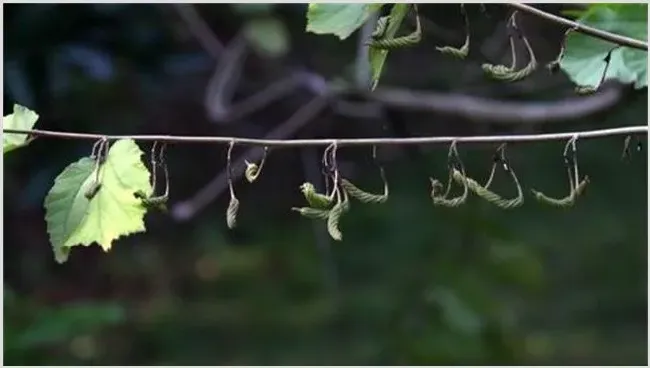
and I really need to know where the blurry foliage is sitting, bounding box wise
[3,3,648,366]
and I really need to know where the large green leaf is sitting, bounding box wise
[44,139,152,263]
[368,3,410,90]
[3,104,39,154]
[306,3,382,40]
[560,4,647,89]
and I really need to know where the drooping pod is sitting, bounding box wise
[340,145,389,204]
[435,4,470,59]
[85,138,109,200]
[532,176,589,207]
[546,26,577,73]
[451,169,524,209]
[430,141,469,208]
[532,135,589,208]
[244,147,268,183]
[136,141,170,212]
[451,144,524,209]
[483,11,537,83]
[341,178,389,204]
[225,140,240,228]
[226,196,240,229]
[368,4,422,50]
[372,16,390,39]
[84,182,102,200]
[300,182,334,209]
[326,189,350,241]
[291,207,330,220]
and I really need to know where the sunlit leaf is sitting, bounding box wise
[44,139,152,263]
[3,104,39,154]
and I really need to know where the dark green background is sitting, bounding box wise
[3,3,647,365]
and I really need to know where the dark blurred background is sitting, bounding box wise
[3,3,647,365]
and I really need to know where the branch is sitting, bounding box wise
[508,3,648,51]
[365,83,623,123]
[4,126,647,147]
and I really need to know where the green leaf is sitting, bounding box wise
[3,104,39,154]
[244,17,290,58]
[368,4,410,90]
[44,139,152,263]
[560,4,647,89]
[306,3,383,40]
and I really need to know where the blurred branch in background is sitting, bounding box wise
[365,82,624,123]
[172,4,224,59]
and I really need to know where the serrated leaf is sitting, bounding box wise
[44,139,152,263]
[369,3,410,90]
[3,104,39,154]
[560,4,647,89]
[306,3,383,40]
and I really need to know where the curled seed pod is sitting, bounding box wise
[436,4,469,59]
[291,207,330,220]
[326,190,349,241]
[369,6,421,50]
[429,178,445,196]
[85,141,108,200]
[226,195,240,229]
[547,26,576,74]
[340,178,388,204]
[451,169,524,209]
[575,85,597,95]
[430,174,468,208]
[300,182,333,209]
[137,194,169,212]
[369,31,422,49]
[372,16,390,39]
[532,176,589,207]
[482,63,513,76]
[84,182,102,200]
[244,148,268,183]
[436,40,469,59]
[244,161,261,183]
[484,12,537,83]
[483,57,537,82]
[326,201,344,241]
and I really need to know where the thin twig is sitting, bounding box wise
[508,3,648,51]
[4,126,647,147]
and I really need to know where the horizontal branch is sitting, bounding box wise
[508,3,648,51]
[4,126,647,148]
